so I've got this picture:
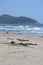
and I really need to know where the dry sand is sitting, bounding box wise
[0,32,43,65]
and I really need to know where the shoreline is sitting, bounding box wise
[0,31,43,37]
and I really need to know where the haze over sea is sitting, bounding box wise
[0,23,43,36]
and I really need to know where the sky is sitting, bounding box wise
[0,0,43,23]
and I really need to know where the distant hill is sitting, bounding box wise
[0,14,39,24]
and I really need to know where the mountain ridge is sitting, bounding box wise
[0,14,39,24]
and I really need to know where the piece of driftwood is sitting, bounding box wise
[3,41,16,45]
[19,42,28,46]
[28,43,37,46]
[17,39,29,41]
[18,42,37,46]
[3,41,37,47]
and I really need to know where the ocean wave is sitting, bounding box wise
[0,25,43,35]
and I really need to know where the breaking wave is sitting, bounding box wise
[0,24,43,36]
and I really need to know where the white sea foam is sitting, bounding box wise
[32,27,40,30]
[0,25,43,35]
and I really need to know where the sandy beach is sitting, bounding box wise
[0,32,43,65]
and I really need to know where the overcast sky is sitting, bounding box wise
[0,0,43,23]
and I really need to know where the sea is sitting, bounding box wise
[0,23,43,36]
